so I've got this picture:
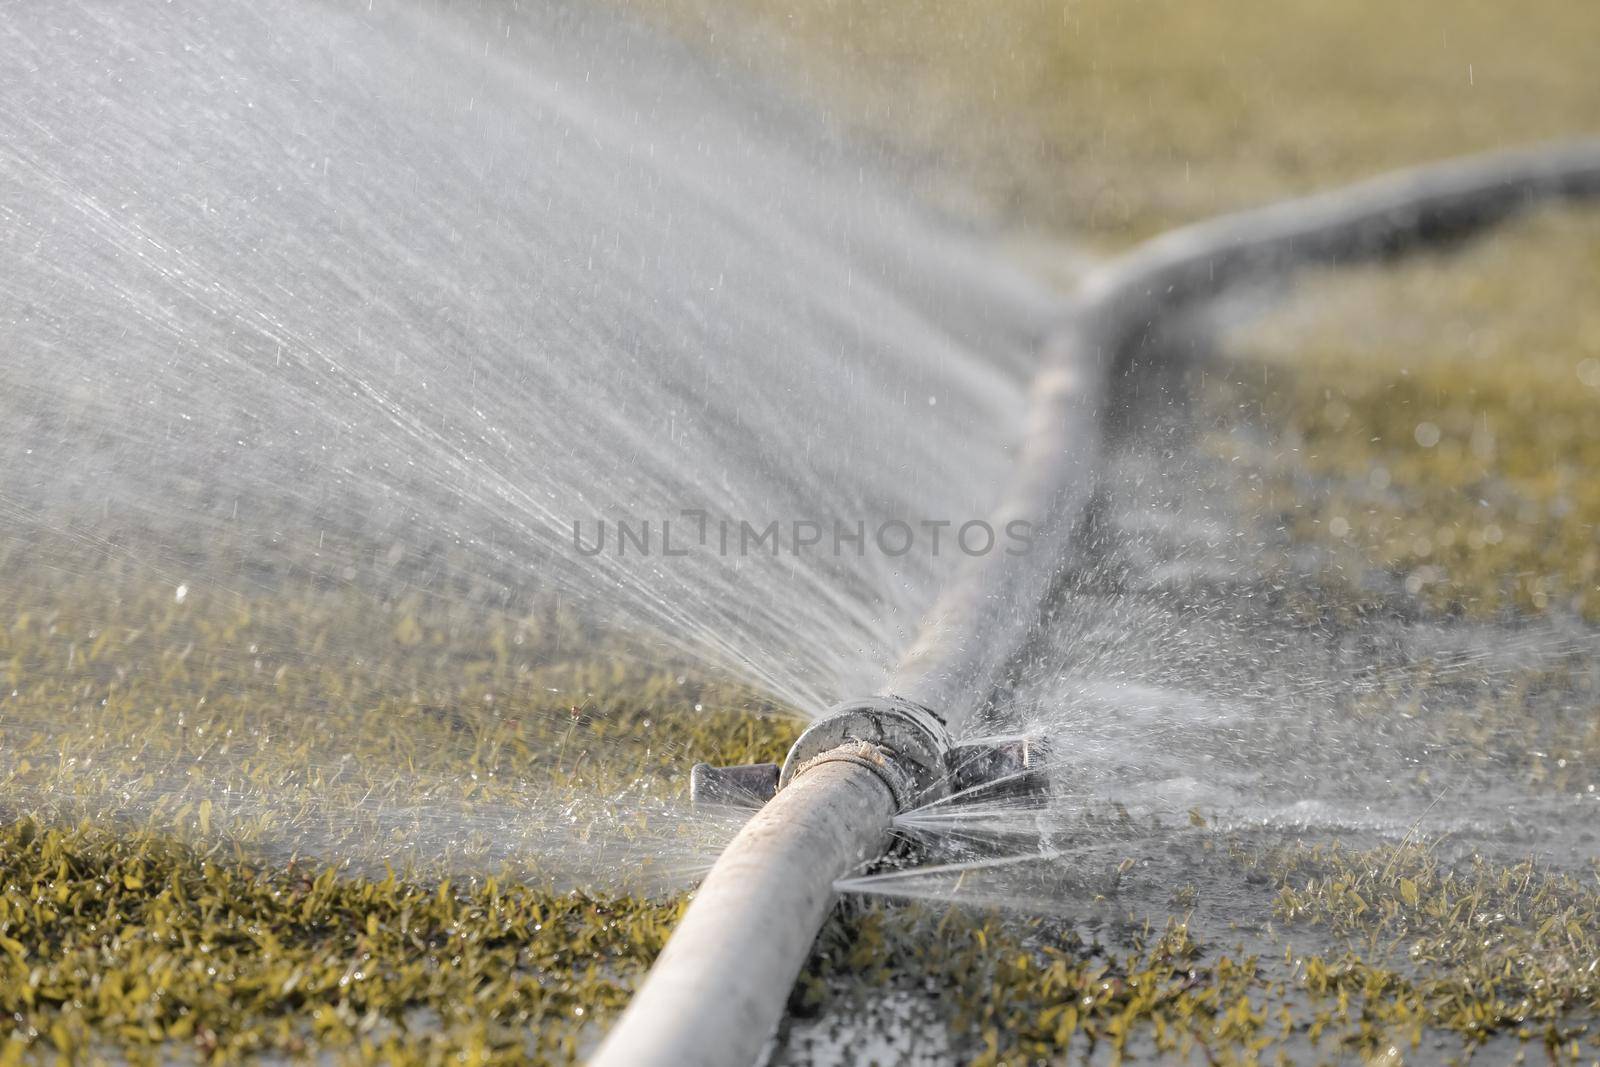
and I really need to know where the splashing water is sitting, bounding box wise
[0,0,1052,718]
[847,357,1600,918]
[0,0,1074,879]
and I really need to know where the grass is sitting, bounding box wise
[0,537,794,859]
[795,839,1600,1064]
[10,807,1599,1064]
[0,542,798,1064]
[0,820,678,1065]
[1232,206,1600,625]
[629,0,1600,240]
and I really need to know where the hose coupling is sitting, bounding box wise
[776,695,951,811]
[689,697,1052,813]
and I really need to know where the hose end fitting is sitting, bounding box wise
[777,696,951,811]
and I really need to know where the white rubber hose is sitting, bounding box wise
[590,759,895,1067]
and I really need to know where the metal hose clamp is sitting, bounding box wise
[777,695,951,810]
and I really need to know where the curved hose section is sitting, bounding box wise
[591,139,1600,1067]
[892,137,1600,719]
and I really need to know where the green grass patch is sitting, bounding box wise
[1232,207,1600,624]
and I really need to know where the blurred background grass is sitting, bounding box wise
[633,0,1600,239]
